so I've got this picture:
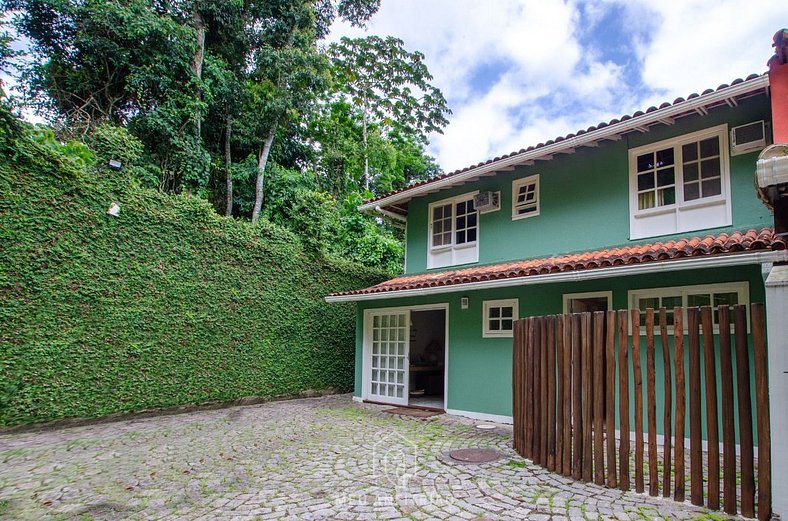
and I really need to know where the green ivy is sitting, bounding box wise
[0,111,387,427]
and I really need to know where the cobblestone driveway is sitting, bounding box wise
[0,395,715,520]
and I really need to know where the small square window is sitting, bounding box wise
[512,175,540,220]
[483,299,519,338]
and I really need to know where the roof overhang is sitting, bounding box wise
[360,74,771,213]
[325,249,787,303]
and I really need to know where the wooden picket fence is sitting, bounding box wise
[513,305,771,520]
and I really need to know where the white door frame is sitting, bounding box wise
[362,303,449,409]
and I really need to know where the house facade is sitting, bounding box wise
[327,69,787,424]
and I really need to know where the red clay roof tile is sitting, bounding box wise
[329,229,785,298]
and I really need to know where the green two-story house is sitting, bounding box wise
[327,72,787,424]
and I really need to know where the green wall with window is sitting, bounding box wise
[404,95,773,275]
[354,264,765,442]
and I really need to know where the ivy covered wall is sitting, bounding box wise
[0,114,387,427]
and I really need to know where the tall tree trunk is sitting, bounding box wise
[362,92,369,190]
[251,119,279,224]
[192,4,205,136]
[224,115,233,217]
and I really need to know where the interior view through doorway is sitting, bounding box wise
[408,309,446,410]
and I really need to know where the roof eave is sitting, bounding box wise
[360,75,770,212]
[325,249,787,303]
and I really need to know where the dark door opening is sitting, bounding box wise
[408,309,446,410]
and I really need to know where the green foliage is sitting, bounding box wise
[329,35,451,143]
[88,123,160,188]
[0,116,388,427]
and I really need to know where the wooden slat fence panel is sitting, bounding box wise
[512,305,770,519]
[702,306,720,511]
[659,307,672,499]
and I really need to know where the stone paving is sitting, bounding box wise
[0,394,721,520]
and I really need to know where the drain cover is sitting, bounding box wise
[448,448,501,463]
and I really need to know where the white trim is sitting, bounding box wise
[482,298,519,338]
[352,396,363,403]
[427,191,480,269]
[512,174,540,220]
[445,408,514,425]
[628,124,732,240]
[325,250,788,303]
[361,303,449,410]
[627,281,750,334]
[359,76,769,212]
[562,291,613,314]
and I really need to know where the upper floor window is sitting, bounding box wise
[629,125,731,240]
[512,174,540,220]
[428,192,479,269]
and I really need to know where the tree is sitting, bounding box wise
[243,0,382,224]
[328,35,450,190]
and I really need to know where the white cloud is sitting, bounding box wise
[330,0,788,172]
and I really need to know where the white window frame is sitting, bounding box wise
[427,191,479,269]
[482,299,519,338]
[627,282,749,335]
[628,124,732,240]
[562,291,613,314]
[512,174,540,220]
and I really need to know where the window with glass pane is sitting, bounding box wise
[638,295,681,326]
[483,299,518,337]
[431,203,453,248]
[683,137,722,201]
[637,147,676,210]
[370,312,407,399]
[514,179,539,216]
[488,305,513,332]
[455,199,477,245]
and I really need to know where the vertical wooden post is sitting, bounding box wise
[533,317,542,465]
[673,307,686,503]
[562,314,572,476]
[605,310,617,488]
[523,318,532,459]
[582,312,593,482]
[547,315,557,472]
[734,305,755,518]
[752,303,771,521]
[556,315,564,475]
[618,309,630,491]
[593,311,605,486]
[718,306,737,515]
[660,307,672,498]
[631,308,645,494]
[688,307,704,506]
[572,313,583,480]
[701,306,720,511]
[513,319,522,455]
[540,316,549,466]
[646,308,658,496]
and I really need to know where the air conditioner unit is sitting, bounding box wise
[730,120,770,155]
[473,191,500,213]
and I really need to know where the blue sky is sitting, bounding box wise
[329,0,788,172]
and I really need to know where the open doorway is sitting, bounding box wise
[408,309,446,410]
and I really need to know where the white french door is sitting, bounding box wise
[365,310,410,405]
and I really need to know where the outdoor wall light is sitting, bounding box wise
[107,159,123,171]
[107,202,121,217]
[461,296,469,309]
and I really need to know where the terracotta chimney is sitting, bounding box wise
[769,29,788,143]
[757,29,788,238]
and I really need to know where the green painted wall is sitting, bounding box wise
[355,264,765,442]
[404,95,773,275]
